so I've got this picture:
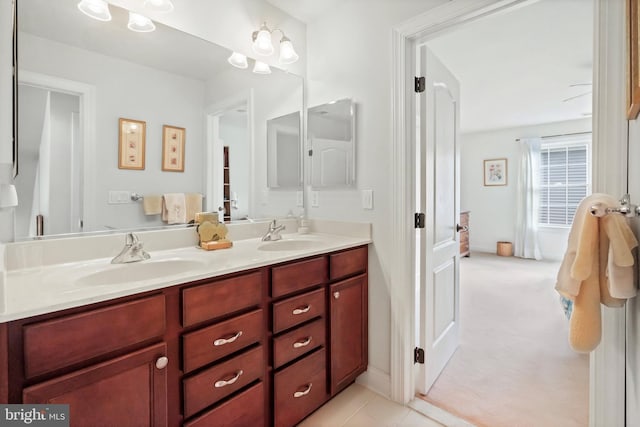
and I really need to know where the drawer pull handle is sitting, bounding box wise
[293,383,313,398]
[292,305,311,315]
[213,331,243,346]
[293,336,312,349]
[333,291,340,299]
[155,356,169,370]
[214,370,244,388]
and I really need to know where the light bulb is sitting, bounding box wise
[253,61,272,75]
[128,12,156,32]
[279,37,299,65]
[228,52,249,69]
[252,24,274,56]
[77,0,112,21]
[144,0,174,13]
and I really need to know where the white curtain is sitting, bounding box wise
[514,138,542,260]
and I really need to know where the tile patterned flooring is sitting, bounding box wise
[299,384,446,427]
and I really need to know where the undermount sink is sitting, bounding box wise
[257,239,318,252]
[75,258,205,287]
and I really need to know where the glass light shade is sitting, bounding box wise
[279,38,299,65]
[144,0,174,12]
[253,61,272,75]
[128,12,156,32]
[77,0,112,21]
[252,26,274,56]
[228,52,248,69]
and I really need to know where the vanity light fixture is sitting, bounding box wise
[77,0,112,21]
[253,60,272,75]
[251,22,299,65]
[228,52,249,69]
[143,0,174,13]
[128,12,156,32]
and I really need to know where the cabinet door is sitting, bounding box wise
[23,343,168,427]
[329,275,368,394]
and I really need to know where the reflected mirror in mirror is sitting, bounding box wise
[267,111,302,188]
[308,98,356,188]
[16,0,304,239]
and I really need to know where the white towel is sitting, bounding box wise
[162,193,187,224]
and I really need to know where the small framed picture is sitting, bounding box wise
[162,125,186,172]
[118,118,146,170]
[484,158,507,186]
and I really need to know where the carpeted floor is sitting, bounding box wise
[420,252,589,427]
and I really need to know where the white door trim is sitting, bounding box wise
[391,1,625,426]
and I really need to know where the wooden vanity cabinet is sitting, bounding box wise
[2,244,368,427]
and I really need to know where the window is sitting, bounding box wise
[538,134,591,227]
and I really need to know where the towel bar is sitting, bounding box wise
[131,192,206,202]
[590,194,640,217]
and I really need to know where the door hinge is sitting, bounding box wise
[415,76,426,93]
[414,212,425,229]
[308,149,313,156]
[414,347,425,364]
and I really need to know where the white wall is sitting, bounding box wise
[460,118,591,260]
[306,0,449,394]
[20,33,206,232]
[219,114,250,220]
[0,1,14,246]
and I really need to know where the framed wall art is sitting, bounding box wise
[162,125,185,172]
[483,158,507,186]
[118,118,146,170]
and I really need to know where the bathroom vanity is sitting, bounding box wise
[0,228,369,427]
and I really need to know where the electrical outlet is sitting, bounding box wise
[311,191,319,207]
[362,189,373,209]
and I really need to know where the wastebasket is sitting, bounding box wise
[497,241,513,257]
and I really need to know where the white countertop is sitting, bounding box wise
[1,231,370,323]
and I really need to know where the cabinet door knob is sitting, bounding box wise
[293,336,312,349]
[214,370,244,388]
[333,291,340,299]
[293,383,313,398]
[213,331,243,346]
[155,356,169,370]
[292,305,311,315]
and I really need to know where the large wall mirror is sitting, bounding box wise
[308,98,356,188]
[16,0,304,239]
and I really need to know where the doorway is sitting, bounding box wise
[396,2,592,424]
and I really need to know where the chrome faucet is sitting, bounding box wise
[262,219,286,241]
[111,233,150,264]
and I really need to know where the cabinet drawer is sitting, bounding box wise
[271,257,327,298]
[274,349,327,427]
[273,317,325,369]
[330,246,367,281]
[182,272,262,327]
[183,309,264,373]
[23,295,166,379]
[273,288,325,334]
[184,382,264,427]
[183,346,263,418]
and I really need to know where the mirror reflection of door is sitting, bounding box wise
[217,106,249,221]
[16,84,82,237]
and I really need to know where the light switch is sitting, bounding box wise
[311,191,319,207]
[362,189,373,210]
[108,191,131,204]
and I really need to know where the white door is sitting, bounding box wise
[416,45,461,394]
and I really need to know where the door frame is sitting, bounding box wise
[390,1,627,426]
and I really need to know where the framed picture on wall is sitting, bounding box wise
[483,158,507,186]
[628,0,640,119]
[162,125,185,172]
[118,118,146,170]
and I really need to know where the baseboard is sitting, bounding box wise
[409,398,477,427]
[355,365,391,399]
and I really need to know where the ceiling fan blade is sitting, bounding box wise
[562,91,592,102]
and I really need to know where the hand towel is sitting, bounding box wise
[143,195,163,215]
[603,208,638,299]
[162,193,187,224]
[185,193,203,224]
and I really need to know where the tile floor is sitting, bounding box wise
[299,384,446,427]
